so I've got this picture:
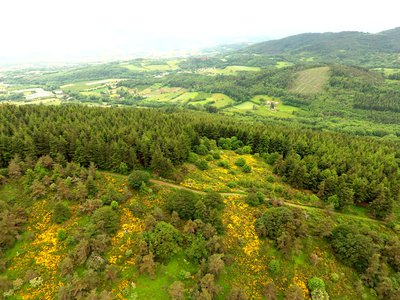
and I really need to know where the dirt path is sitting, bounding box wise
[150,179,244,197]
[150,179,384,225]
[150,179,207,194]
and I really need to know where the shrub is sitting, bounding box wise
[53,203,71,224]
[203,192,225,211]
[330,273,339,282]
[195,159,209,171]
[111,200,119,210]
[246,192,264,207]
[91,206,120,234]
[266,175,275,183]
[205,154,214,161]
[128,170,150,190]
[169,281,185,300]
[311,289,330,300]
[331,225,374,272]
[147,222,182,262]
[188,152,199,163]
[235,158,246,167]
[194,144,208,155]
[217,160,229,169]
[268,259,280,276]
[211,151,221,160]
[308,277,325,291]
[227,182,237,188]
[186,235,209,263]
[242,164,252,173]
[166,190,199,220]
[265,152,282,165]
[57,229,67,241]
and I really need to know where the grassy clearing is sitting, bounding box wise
[121,59,180,72]
[225,66,261,72]
[194,93,235,108]
[290,66,330,94]
[231,101,257,110]
[198,66,261,76]
[372,67,400,76]
[276,61,294,68]
[121,64,146,72]
[250,94,276,105]
[226,98,299,118]
[140,86,186,103]
[172,92,199,103]
[60,79,122,92]
[6,98,62,106]
[207,93,235,108]
[143,64,172,71]
[135,253,197,299]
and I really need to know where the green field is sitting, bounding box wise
[226,96,299,118]
[198,65,261,75]
[276,61,294,68]
[60,79,122,92]
[194,93,235,108]
[290,66,330,94]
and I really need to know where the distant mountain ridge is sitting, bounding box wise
[240,27,400,66]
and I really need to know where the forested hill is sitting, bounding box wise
[0,105,399,219]
[241,27,400,66]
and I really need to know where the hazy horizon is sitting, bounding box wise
[1,0,399,64]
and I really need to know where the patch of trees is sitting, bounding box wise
[327,65,400,113]
[0,156,125,298]
[165,190,224,233]
[255,207,306,255]
[353,88,400,113]
[330,225,400,299]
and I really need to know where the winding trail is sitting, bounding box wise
[150,179,385,225]
[102,172,385,225]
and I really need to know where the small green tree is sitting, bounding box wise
[268,259,280,276]
[308,277,325,291]
[331,225,374,272]
[147,222,181,262]
[91,206,120,234]
[195,159,209,171]
[166,190,199,220]
[242,164,252,173]
[235,158,246,167]
[128,170,150,190]
[186,235,209,263]
[53,203,71,224]
[246,192,264,207]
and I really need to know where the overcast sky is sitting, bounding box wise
[1,0,399,62]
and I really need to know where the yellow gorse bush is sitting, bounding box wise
[222,195,269,299]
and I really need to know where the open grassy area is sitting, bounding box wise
[198,66,261,76]
[60,79,122,92]
[290,66,330,94]
[226,97,299,118]
[276,61,294,68]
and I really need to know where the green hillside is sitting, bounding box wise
[1,105,399,299]
[242,28,400,67]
